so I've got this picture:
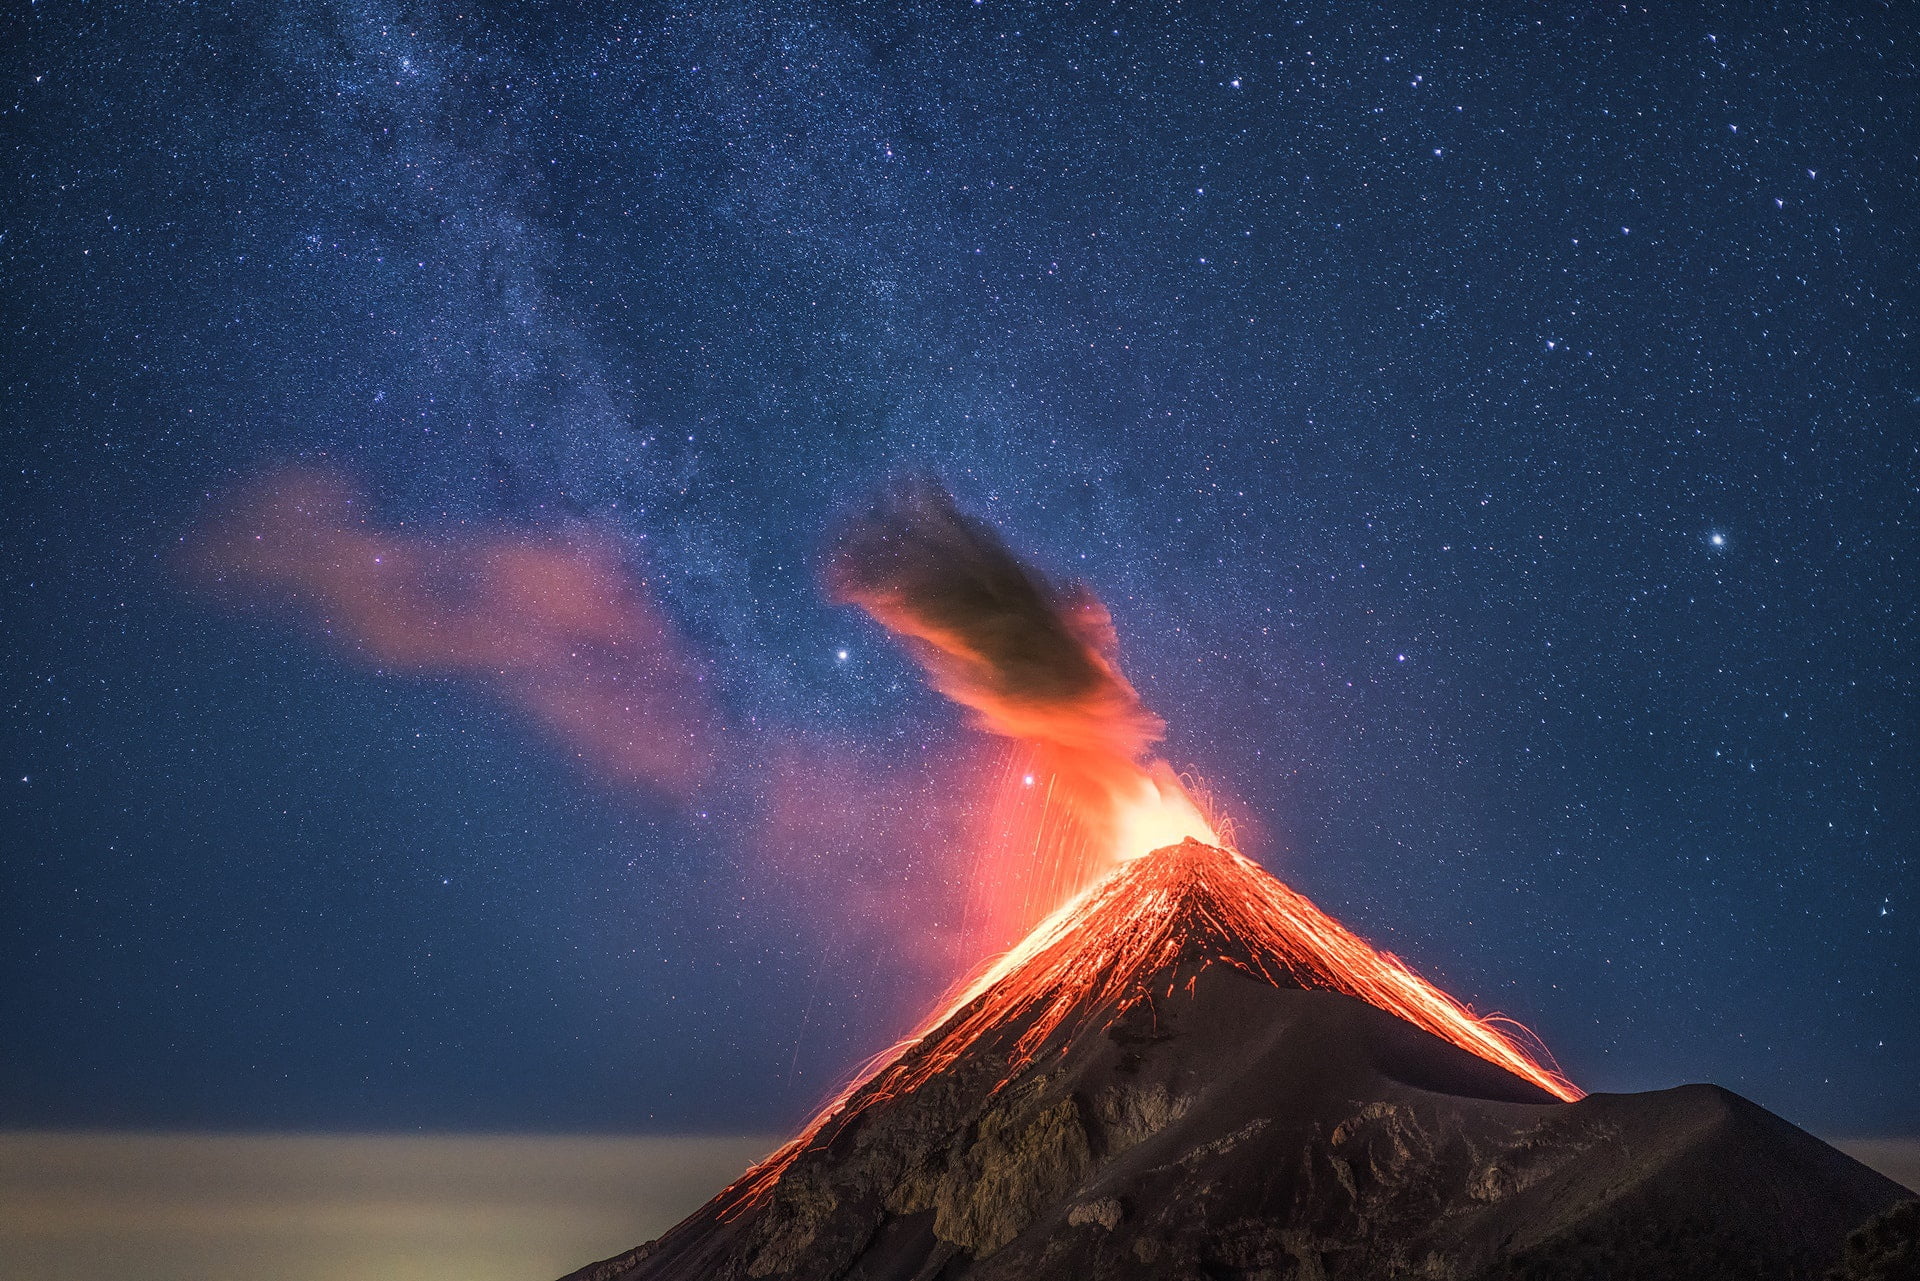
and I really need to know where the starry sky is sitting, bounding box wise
[4,2,1915,1139]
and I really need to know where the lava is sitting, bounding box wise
[722,836,1581,1217]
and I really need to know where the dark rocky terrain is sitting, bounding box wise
[563,844,1911,1281]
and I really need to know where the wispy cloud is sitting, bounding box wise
[181,468,718,800]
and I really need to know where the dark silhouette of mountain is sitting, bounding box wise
[563,841,1911,1280]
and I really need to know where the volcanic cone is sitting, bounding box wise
[563,840,1908,1281]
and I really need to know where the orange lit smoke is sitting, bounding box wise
[180,468,714,799]
[754,738,998,979]
[827,483,1215,948]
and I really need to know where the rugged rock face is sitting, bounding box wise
[562,844,1910,1281]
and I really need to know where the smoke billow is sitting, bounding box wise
[826,483,1161,759]
[827,484,1193,925]
[180,467,715,799]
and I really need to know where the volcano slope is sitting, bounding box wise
[564,841,1908,1281]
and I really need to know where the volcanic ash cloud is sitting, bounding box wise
[826,483,1209,897]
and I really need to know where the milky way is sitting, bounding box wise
[3,3,1914,1135]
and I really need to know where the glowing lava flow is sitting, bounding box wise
[722,834,1581,1217]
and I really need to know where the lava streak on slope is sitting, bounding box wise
[721,838,1581,1216]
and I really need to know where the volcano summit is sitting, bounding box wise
[563,841,1907,1281]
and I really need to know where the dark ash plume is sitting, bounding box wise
[826,481,1162,768]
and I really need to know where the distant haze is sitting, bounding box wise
[0,1132,776,1281]
[1832,1140,1920,1199]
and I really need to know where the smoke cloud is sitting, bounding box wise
[826,483,1183,921]
[180,468,715,800]
[826,483,1161,759]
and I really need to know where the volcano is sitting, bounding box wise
[564,841,1909,1281]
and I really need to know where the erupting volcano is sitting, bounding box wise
[566,837,1906,1281]
[561,489,1910,1281]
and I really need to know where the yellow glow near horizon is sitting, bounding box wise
[0,1132,778,1281]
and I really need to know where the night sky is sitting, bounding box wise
[5,2,1915,1142]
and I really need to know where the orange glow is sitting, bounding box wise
[956,750,1218,959]
[720,828,1581,1217]
[1112,762,1220,862]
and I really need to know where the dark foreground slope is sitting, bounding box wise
[564,847,1908,1281]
